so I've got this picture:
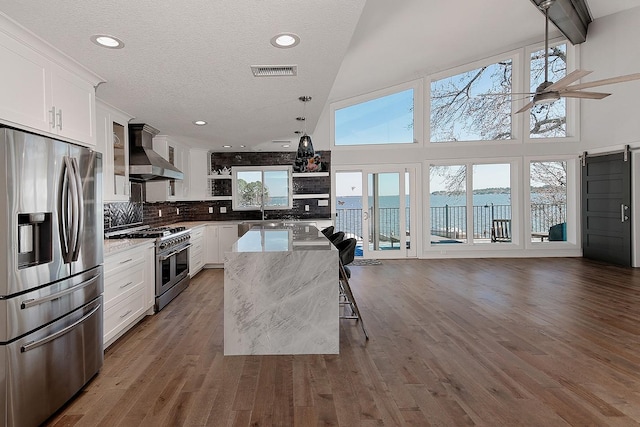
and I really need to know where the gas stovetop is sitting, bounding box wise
[106,226,191,250]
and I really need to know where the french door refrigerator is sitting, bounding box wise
[0,126,104,427]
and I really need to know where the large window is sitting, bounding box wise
[429,163,513,245]
[232,166,292,211]
[529,43,567,138]
[430,58,513,142]
[334,88,415,146]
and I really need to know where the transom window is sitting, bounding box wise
[430,58,513,142]
[529,42,567,138]
[334,88,415,146]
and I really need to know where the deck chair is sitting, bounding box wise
[491,219,511,242]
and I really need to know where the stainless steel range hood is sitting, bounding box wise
[129,123,184,181]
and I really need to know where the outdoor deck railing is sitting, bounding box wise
[335,203,566,241]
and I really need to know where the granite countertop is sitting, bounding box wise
[104,238,155,256]
[231,224,335,253]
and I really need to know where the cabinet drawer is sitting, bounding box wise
[104,262,145,306]
[103,287,146,345]
[104,248,147,278]
[191,227,205,239]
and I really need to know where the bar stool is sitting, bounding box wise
[328,231,345,246]
[335,238,368,340]
[321,226,334,238]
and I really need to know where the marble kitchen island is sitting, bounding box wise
[224,224,339,355]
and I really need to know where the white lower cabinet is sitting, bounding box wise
[189,225,205,277]
[218,225,238,261]
[204,225,220,264]
[103,242,155,349]
[202,224,238,266]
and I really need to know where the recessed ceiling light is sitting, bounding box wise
[270,33,300,49]
[193,120,207,126]
[282,144,290,148]
[90,34,125,49]
[240,145,246,148]
[222,145,232,148]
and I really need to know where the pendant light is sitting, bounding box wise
[296,96,314,159]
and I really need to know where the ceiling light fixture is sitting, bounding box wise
[193,120,207,126]
[222,145,232,148]
[294,96,314,168]
[90,34,125,49]
[270,33,300,49]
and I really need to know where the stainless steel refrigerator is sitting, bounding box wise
[0,127,104,427]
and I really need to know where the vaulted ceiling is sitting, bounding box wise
[0,0,638,151]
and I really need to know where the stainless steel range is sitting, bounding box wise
[107,225,190,311]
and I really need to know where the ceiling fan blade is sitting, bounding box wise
[545,70,592,91]
[561,91,611,100]
[564,72,640,91]
[515,100,535,114]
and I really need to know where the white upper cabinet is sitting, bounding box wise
[188,148,209,200]
[96,99,134,202]
[145,136,189,202]
[0,14,102,147]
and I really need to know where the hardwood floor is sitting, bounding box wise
[46,258,640,426]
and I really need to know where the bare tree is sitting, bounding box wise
[430,45,567,143]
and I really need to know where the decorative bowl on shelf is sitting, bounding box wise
[221,166,231,175]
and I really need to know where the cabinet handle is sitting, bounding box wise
[119,258,133,265]
[119,309,133,319]
[119,281,133,289]
[49,107,56,128]
[56,109,63,130]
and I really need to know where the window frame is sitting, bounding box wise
[231,165,293,211]
[524,155,579,248]
[330,79,424,150]
[523,37,580,144]
[427,49,523,145]
[425,158,520,250]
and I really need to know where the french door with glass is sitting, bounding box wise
[335,165,417,259]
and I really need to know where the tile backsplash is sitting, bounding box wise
[103,150,331,234]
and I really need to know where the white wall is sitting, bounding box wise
[579,7,640,152]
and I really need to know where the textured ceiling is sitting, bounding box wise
[0,0,638,151]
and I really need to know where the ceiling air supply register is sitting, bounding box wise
[129,123,184,181]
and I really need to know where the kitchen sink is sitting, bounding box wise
[237,220,317,237]
[237,221,288,237]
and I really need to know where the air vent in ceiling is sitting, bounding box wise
[251,65,297,77]
[272,140,292,144]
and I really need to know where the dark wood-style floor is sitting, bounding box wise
[46,258,640,426]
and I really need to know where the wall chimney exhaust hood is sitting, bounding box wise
[129,124,184,181]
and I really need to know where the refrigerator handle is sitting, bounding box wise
[62,157,79,263]
[59,158,71,261]
[71,157,84,261]
[20,302,101,353]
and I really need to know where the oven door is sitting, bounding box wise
[156,243,191,297]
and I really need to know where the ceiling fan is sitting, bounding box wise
[515,0,640,114]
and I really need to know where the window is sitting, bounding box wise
[529,161,567,241]
[429,162,513,245]
[429,165,467,243]
[529,43,567,138]
[430,58,513,142]
[334,88,415,146]
[473,164,511,243]
[232,166,292,211]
